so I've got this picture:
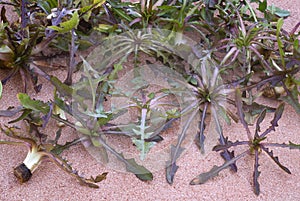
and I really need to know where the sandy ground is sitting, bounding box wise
[0,1,300,201]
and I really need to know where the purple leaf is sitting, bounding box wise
[253,149,261,196]
[261,146,291,174]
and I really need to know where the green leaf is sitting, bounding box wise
[48,11,79,33]
[37,0,58,14]
[288,141,300,150]
[95,24,115,33]
[267,5,290,17]
[147,92,155,100]
[80,0,106,21]
[51,76,73,96]
[97,113,113,126]
[258,0,267,12]
[111,7,133,22]
[126,157,153,181]
[17,93,49,114]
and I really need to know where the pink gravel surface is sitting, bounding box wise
[0,1,300,200]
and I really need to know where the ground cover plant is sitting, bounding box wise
[0,0,299,196]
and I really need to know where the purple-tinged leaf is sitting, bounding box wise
[253,149,261,196]
[261,141,300,150]
[166,108,198,184]
[270,103,284,127]
[190,151,248,185]
[195,102,208,153]
[243,102,275,118]
[166,145,184,184]
[8,109,32,124]
[260,103,284,138]
[261,146,291,174]
[220,150,237,172]
[145,135,164,143]
[255,68,299,90]
[0,106,23,117]
[64,29,78,85]
[42,103,53,128]
[211,108,238,172]
[20,0,29,29]
[255,109,267,138]
[235,89,252,140]
[213,140,248,151]
[288,141,300,150]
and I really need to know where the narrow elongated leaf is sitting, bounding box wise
[235,89,252,140]
[220,150,237,172]
[37,0,58,14]
[44,151,106,188]
[255,69,298,90]
[166,108,198,184]
[288,141,300,150]
[190,151,248,185]
[270,103,284,127]
[93,135,153,181]
[166,145,184,183]
[195,102,208,153]
[213,140,248,151]
[51,138,81,155]
[0,106,23,117]
[260,103,284,138]
[263,141,300,150]
[255,109,267,137]
[211,108,238,172]
[261,146,291,174]
[253,150,261,196]
[8,109,32,124]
